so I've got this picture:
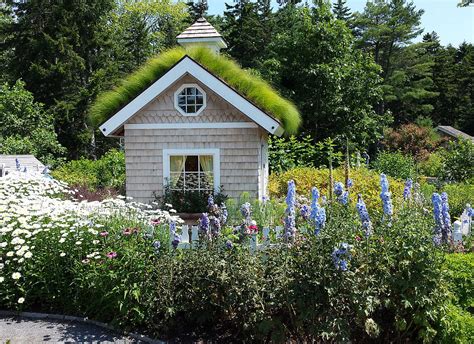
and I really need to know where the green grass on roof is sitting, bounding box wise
[89,46,301,134]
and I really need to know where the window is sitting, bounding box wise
[174,84,206,116]
[163,149,220,193]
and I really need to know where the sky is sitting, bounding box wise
[203,0,474,47]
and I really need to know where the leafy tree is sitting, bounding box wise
[332,0,352,21]
[221,0,274,68]
[261,3,389,148]
[0,80,65,165]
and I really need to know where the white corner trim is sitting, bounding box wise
[173,83,207,117]
[125,122,258,130]
[99,56,283,137]
[162,148,220,194]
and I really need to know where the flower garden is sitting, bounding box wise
[1,169,473,342]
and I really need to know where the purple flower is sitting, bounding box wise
[99,231,109,237]
[334,182,344,198]
[441,192,452,242]
[432,193,443,245]
[357,194,372,237]
[240,202,251,220]
[15,158,20,171]
[300,204,310,220]
[347,179,354,188]
[380,174,393,217]
[332,243,352,271]
[225,240,233,249]
[210,216,221,236]
[220,203,228,225]
[208,195,214,207]
[152,240,161,250]
[310,187,326,235]
[466,204,473,218]
[106,251,117,259]
[199,213,210,235]
[284,180,297,239]
[403,179,413,201]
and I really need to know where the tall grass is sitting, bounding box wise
[89,47,301,134]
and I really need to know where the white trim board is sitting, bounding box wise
[99,56,282,137]
[162,148,220,194]
[125,122,258,130]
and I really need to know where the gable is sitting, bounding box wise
[128,74,251,125]
[99,56,283,137]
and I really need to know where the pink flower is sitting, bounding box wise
[106,251,117,259]
[151,219,161,226]
[122,228,132,235]
[355,235,362,241]
[100,231,109,237]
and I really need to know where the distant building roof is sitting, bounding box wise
[0,155,45,172]
[436,126,474,142]
[177,17,223,40]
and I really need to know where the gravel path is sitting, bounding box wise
[0,316,144,343]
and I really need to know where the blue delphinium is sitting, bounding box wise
[356,194,372,237]
[300,204,310,221]
[240,202,251,222]
[466,204,473,218]
[347,179,354,188]
[169,222,181,249]
[403,179,413,201]
[284,180,297,239]
[432,193,443,245]
[199,212,210,237]
[334,182,344,198]
[208,195,214,207]
[220,203,228,225]
[441,192,452,243]
[332,243,352,272]
[380,174,393,217]
[310,187,326,235]
[210,217,221,236]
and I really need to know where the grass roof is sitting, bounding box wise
[89,46,301,134]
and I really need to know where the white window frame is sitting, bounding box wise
[163,148,220,193]
[174,83,207,116]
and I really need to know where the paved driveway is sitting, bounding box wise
[0,316,143,343]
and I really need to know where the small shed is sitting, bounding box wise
[93,18,300,203]
[436,126,474,143]
[0,155,45,177]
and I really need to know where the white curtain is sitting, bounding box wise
[170,155,186,186]
[199,155,213,189]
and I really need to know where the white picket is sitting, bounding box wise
[453,221,463,245]
[191,225,199,248]
[460,209,472,236]
[178,225,190,249]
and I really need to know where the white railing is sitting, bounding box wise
[171,225,285,250]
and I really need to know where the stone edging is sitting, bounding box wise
[0,310,165,343]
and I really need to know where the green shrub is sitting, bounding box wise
[420,183,474,217]
[52,149,125,192]
[439,139,474,183]
[371,151,417,180]
[418,151,444,177]
[444,253,474,312]
[269,167,405,211]
[439,304,474,343]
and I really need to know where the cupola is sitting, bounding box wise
[177,17,227,54]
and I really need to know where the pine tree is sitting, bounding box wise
[222,0,274,68]
[332,0,352,21]
[187,0,208,21]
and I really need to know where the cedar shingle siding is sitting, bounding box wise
[124,74,267,203]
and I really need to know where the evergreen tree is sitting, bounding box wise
[332,0,352,21]
[187,0,208,21]
[221,0,274,68]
